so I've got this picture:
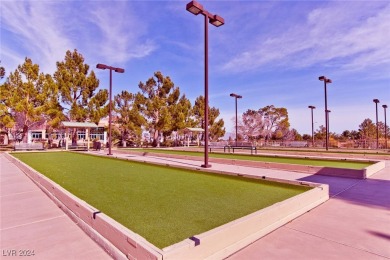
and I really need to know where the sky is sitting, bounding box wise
[1,0,389,136]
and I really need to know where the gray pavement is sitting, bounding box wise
[95,150,390,259]
[228,163,390,260]
[1,150,389,259]
[0,153,112,260]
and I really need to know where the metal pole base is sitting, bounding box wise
[107,153,113,156]
[201,164,212,168]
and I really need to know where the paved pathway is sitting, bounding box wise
[95,150,390,259]
[0,153,112,260]
[228,161,390,260]
[2,150,390,259]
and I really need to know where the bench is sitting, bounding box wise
[209,142,228,152]
[14,143,45,151]
[224,145,257,155]
[288,141,308,148]
[67,145,88,151]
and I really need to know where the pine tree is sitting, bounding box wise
[114,91,145,147]
[358,118,376,141]
[138,71,179,147]
[192,95,225,141]
[170,95,194,145]
[1,58,50,142]
[0,61,5,79]
[54,49,107,144]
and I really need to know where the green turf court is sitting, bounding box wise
[125,148,373,169]
[12,152,310,248]
[257,147,390,156]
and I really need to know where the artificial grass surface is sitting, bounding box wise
[12,152,310,249]
[256,148,390,156]
[125,149,373,169]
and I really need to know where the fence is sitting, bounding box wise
[223,140,389,149]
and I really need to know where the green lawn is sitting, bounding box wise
[126,148,373,169]
[12,152,310,249]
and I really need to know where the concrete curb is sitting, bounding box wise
[117,150,385,179]
[162,184,328,260]
[6,152,329,260]
[4,153,127,260]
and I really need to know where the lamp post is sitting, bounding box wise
[373,99,380,149]
[319,76,332,151]
[230,93,242,146]
[96,63,125,156]
[263,113,269,146]
[186,0,224,168]
[383,104,388,149]
[308,105,316,147]
[326,109,331,146]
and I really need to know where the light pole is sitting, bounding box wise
[186,0,224,168]
[263,113,269,146]
[383,104,388,149]
[96,63,125,155]
[326,109,331,147]
[230,93,242,146]
[373,99,380,149]
[319,76,332,151]
[308,105,316,147]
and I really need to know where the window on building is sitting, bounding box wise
[90,127,105,140]
[31,131,43,139]
[77,129,86,140]
[45,132,65,140]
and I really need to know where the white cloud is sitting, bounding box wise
[87,2,156,64]
[1,1,157,74]
[1,1,73,73]
[222,2,390,76]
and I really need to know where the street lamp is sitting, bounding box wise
[326,109,331,146]
[373,99,380,149]
[308,105,316,147]
[319,76,332,151]
[186,0,224,168]
[96,63,125,155]
[263,113,270,146]
[383,104,388,149]
[230,93,242,146]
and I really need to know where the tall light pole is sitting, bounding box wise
[186,0,224,168]
[230,93,242,146]
[319,76,332,151]
[373,99,380,149]
[264,113,269,146]
[96,64,125,155]
[326,109,331,147]
[383,104,388,149]
[308,105,316,147]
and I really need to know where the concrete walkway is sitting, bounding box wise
[228,162,390,260]
[2,150,390,259]
[94,150,390,259]
[0,153,112,259]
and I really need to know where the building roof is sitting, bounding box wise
[62,122,98,128]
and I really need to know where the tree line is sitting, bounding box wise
[236,108,389,145]
[1,50,388,147]
[0,50,225,147]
